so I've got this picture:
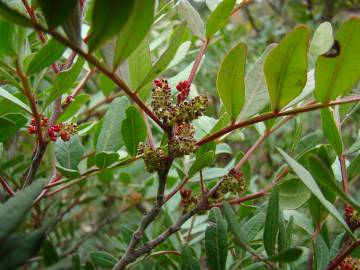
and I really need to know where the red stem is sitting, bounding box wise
[187,39,209,85]
[326,240,360,270]
[164,177,189,203]
[197,96,360,146]
[0,175,16,196]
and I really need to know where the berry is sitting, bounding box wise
[52,124,62,132]
[47,127,56,138]
[28,125,37,135]
[60,131,70,141]
[31,118,36,125]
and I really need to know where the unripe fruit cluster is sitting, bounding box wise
[138,143,167,173]
[150,79,208,126]
[338,256,360,270]
[180,188,198,212]
[209,169,245,203]
[170,123,198,157]
[344,204,360,231]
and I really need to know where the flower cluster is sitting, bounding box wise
[170,123,198,157]
[150,79,208,126]
[337,256,360,270]
[48,122,78,142]
[180,188,198,212]
[209,169,245,203]
[344,204,360,231]
[138,143,167,173]
[28,116,48,135]
[28,116,77,142]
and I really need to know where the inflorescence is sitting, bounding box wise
[28,116,77,142]
[344,204,360,231]
[140,79,208,173]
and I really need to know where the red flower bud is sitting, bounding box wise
[52,124,62,132]
[154,79,162,88]
[28,126,37,134]
[31,118,36,125]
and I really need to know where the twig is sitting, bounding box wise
[0,175,16,196]
[197,96,360,146]
[326,240,360,270]
[187,39,208,85]
[199,170,205,195]
[164,177,189,203]
[150,250,181,257]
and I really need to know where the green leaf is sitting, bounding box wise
[205,207,228,270]
[136,23,187,91]
[181,245,201,270]
[42,240,59,266]
[188,151,215,178]
[242,212,266,242]
[277,148,355,239]
[0,87,31,114]
[264,25,310,112]
[268,248,303,263]
[315,235,330,270]
[56,165,81,179]
[0,180,44,242]
[128,37,152,99]
[0,113,27,142]
[94,151,119,169]
[217,42,247,123]
[349,154,360,181]
[121,106,147,156]
[38,0,78,29]
[239,44,275,120]
[0,2,32,26]
[89,251,117,269]
[96,96,130,153]
[113,0,154,68]
[178,0,205,39]
[27,39,65,75]
[320,108,343,155]
[278,177,311,209]
[314,18,360,102]
[0,19,15,56]
[223,204,248,247]
[0,116,15,126]
[263,186,279,256]
[0,229,46,269]
[309,22,333,64]
[62,1,82,47]
[55,135,84,170]
[58,94,90,122]
[44,58,85,108]
[205,0,236,38]
[88,0,134,52]
[307,154,360,213]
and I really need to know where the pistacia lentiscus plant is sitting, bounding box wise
[0,0,359,269]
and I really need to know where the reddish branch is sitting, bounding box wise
[326,240,360,270]
[197,96,360,146]
[0,175,16,196]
